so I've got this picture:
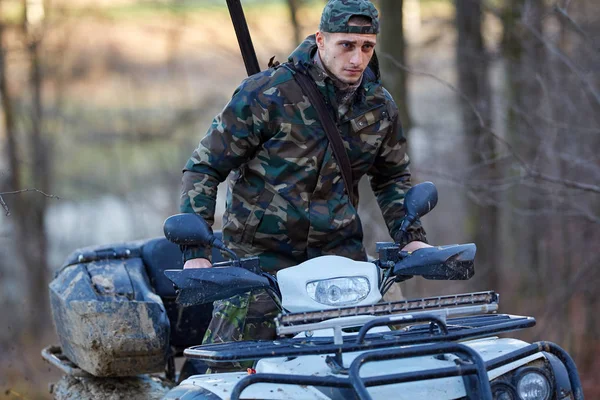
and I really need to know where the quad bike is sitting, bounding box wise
[42,182,584,399]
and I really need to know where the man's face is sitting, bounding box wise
[316,29,377,84]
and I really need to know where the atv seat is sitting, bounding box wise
[141,233,225,350]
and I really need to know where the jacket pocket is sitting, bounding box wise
[240,188,275,245]
[346,105,386,134]
[343,105,388,175]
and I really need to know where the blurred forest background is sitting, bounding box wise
[0,0,598,398]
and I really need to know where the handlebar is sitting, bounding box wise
[164,244,476,308]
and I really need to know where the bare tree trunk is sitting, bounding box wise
[455,0,498,290]
[0,0,30,335]
[0,0,18,189]
[286,0,301,46]
[18,0,51,335]
[378,0,412,134]
[549,4,572,348]
[26,36,51,334]
[502,0,546,297]
[0,14,20,193]
[560,0,600,369]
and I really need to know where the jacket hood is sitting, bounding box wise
[288,34,381,82]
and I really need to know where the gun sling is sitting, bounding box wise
[291,68,355,204]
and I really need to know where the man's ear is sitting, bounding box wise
[315,31,325,50]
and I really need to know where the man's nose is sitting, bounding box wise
[350,49,362,65]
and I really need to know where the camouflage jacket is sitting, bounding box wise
[180,35,426,272]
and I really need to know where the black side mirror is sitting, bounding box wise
[405,181,438,219]
[399,182,438,235]
[163,213,215,247]
[163,213,237,259]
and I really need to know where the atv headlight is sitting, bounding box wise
[491,382,517,400]
[516,370,551,400]
[306,277,370,306]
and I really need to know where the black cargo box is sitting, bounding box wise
[49,237,215,377]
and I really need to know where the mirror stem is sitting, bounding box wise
[212,239,239,261]
[398,214,416,241]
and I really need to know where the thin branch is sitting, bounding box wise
[482,0,597,57]
[568,199,600,225]
[0,188,59,199]
[381,52,600,196]
[416,167,600,223]
[0,188,60,216]
[522,20,600,108]
[552,5,599,53]
[504,100,600,134]
[481,0,600,106]
[379,52,484,128]
[378,52,531,170]
[415,166,522,192]
[0,195,8,216]
[527,171,600,194]
[536,253,600,330]
[462,153,513,176]
[556,152,600,176]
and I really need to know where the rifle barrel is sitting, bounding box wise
[226,0,261,76]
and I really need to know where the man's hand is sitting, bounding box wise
[184,258,212,269]
[401,241,432,253]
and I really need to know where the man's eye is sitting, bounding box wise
[341,43,352,49]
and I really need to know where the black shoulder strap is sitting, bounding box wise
[291,67,355,204]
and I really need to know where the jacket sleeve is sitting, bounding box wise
[367,107,427,248]
[180,78,268,262]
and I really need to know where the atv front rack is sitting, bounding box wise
[185,291,526,362]
[184,313,534,362]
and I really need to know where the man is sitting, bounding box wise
[180,0,429,355]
